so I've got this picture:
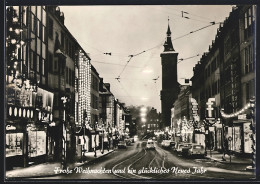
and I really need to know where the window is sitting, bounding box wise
[6,133,23,157]
[224,36,231,56]
[48,52,53,72]
[42,59,45,75]
[48,18,53,39]
[207,65,211,77]
[61,32,64,48]
[42,26,46,42]
[23,7,27,25]
[31,6,36,15]
[42,9,46,26]
[244,7,254,40]
[30,51,35,69]
[246,80,255,102]
[245,45,253,74]
[37,20,41,38]
[69,69,72,85]
[72,71,75,87]
[211,58,217,73]
[31,14,37,33]
[37,6,41,20]
[66,67,69,83]
[36,55,40,72]
[65,38,68,54]
[53,58,58,72]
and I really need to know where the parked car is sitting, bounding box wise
[130,138,134,143]
[181,143,193,156]
[161,140,174,149]
[118,141,127,149]
[175,143,185,154]
[146,140,155,150]
[134,135,138,142]
[152,137,157,142]
[187,144,206,157]
[125,139,131,146]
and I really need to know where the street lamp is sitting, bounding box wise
[94,121,98,157]
[61,96,68,169]
[220,108,226,161]
[101,120,104,154]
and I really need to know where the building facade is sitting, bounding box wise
[191,5,256,155]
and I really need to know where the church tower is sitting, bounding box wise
[160,19,180,127]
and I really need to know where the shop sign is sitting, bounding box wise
[238,114,247,120]
[6,125,16,130]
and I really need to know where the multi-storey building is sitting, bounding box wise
[74,49,91,157]
[191,5,256,155]
[46,6,79,163]
[6,6,54,169]
[146,107,160,133]
[172,85,193,143]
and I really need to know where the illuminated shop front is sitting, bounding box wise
[6,84,54,169]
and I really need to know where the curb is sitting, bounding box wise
[206,156,251,165]
[6,150,115,179]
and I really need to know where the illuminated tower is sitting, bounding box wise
[160,19,180,127]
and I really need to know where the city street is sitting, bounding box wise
[5,5,257,182]
[34,141,254,180]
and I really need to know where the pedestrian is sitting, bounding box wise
[222,138,228,161]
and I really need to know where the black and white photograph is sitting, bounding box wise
[4,2,257,181]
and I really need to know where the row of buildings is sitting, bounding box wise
[170,5,256,156]
[5,6,132,169]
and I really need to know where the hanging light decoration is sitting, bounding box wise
[220,99,254,119]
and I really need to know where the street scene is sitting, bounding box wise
[5,4,256,181]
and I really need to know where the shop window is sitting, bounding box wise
[28,130,46,158]
[6,133,23,157]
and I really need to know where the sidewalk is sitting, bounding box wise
[206,150,252,165]
[6,149,115,179]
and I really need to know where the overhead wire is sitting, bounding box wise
[178,54,200,63]
[173,22,220,41]
[116,41,164,79]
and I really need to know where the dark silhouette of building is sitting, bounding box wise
[160,20,180,127]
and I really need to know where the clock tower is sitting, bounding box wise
[160,20,180,127]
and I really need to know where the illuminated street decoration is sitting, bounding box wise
[77,50,91,127]
[220,101,254,119]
